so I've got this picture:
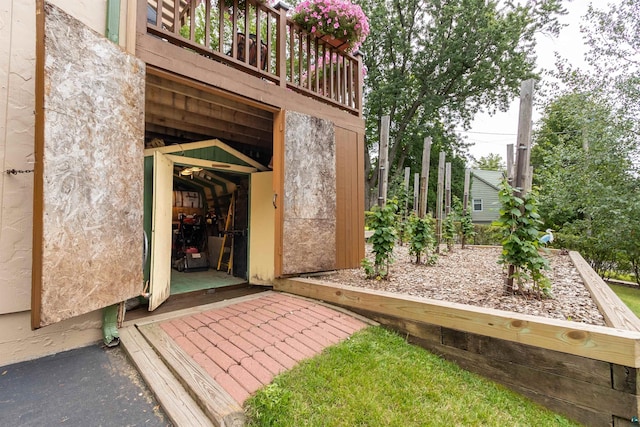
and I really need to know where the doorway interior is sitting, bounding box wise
[142,69,275,311]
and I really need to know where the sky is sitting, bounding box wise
[464,0,599,164]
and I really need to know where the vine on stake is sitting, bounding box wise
[494,179,551,297]
[364,200,398,279]
[408,213,437,265]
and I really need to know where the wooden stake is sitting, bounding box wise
[506,143,514,185]
[435,151,445,253]
[462,168,470,249]
[413,173,419,215]
[403,166,410,216]
[508,79,535,291]
[378,115,390,207]
[419,137,432,218]
[444,162,451,216]
[514,80,534,197]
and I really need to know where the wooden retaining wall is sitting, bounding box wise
[274,277,640,427]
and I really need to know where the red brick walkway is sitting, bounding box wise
[158,292,368,404]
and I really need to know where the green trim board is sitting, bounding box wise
[144,139,268,171]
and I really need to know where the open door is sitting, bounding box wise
[148,152,173,311]
[249,172,274,284]
[32,2,146,328]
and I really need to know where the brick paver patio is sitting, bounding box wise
[159,292,368,404]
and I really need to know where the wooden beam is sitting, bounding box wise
[435,151,445,251]
[570,251,640,332]
[138,324,246,425]
[165,154,257,174]
[378,115,390,207]
[514,80,534,195]
[444,162,451,216]
[145,112,267,148]
[419,137,431,218]
[144,139,223,156]
[146,76,274,128]
[145,102,271,144]
[146,85,272,135]
[273,278,640,367]
[119,326,216,427]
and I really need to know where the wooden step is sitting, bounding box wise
[120,326,244,427]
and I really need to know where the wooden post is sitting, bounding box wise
[378,115,390,207]
[508,79,535,291]
[506,143,514,185]
[413,173,419,215]
[514,79,534,197]
[435,151,445,253]
[462,168,470,248]
[276,3,288,87]
[403,166,410,216]
[444,162,451,216]
[419,137,432,218]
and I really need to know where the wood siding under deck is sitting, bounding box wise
[335,126,365,269]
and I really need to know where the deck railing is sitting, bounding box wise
[145,0,363,115]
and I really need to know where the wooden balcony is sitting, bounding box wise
[143,0,363,116]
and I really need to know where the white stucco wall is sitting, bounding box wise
[0,0,129,366]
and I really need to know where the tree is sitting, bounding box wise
[473,153,504,171]
[532,91,638,277]
[531,0,640,279]
[359,0,565,208]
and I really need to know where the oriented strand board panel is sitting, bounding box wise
[282,111,336,274]
[32,2,145,327]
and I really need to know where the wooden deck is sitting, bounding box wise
[120,291,372,426]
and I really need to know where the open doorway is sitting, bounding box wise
[143,139,273,311]
[169,164,249,295]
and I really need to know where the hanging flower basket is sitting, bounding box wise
[291,0,370,54]
[320,34,351,52]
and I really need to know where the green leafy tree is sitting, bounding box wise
[532,90,638,279]
[473,153,505,171]
[359,0,565,208]
[495,180,550,297]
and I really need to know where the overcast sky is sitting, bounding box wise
[464,0,605,164]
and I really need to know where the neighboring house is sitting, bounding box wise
[470,169,503,224]
[0,0,365,365]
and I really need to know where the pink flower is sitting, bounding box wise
[291,0,370,54]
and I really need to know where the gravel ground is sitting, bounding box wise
[318,244,606,326]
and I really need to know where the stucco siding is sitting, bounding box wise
[0,1,111,362]
[0,310,102,367]
[0,0,37,314]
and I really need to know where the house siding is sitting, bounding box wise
[470,170,502,224]
[0,1,111,365]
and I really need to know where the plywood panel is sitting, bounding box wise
[282,112,336,274]
[32,2,145,328]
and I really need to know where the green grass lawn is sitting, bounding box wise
[610,284,640,317]
[244,326,579,427]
